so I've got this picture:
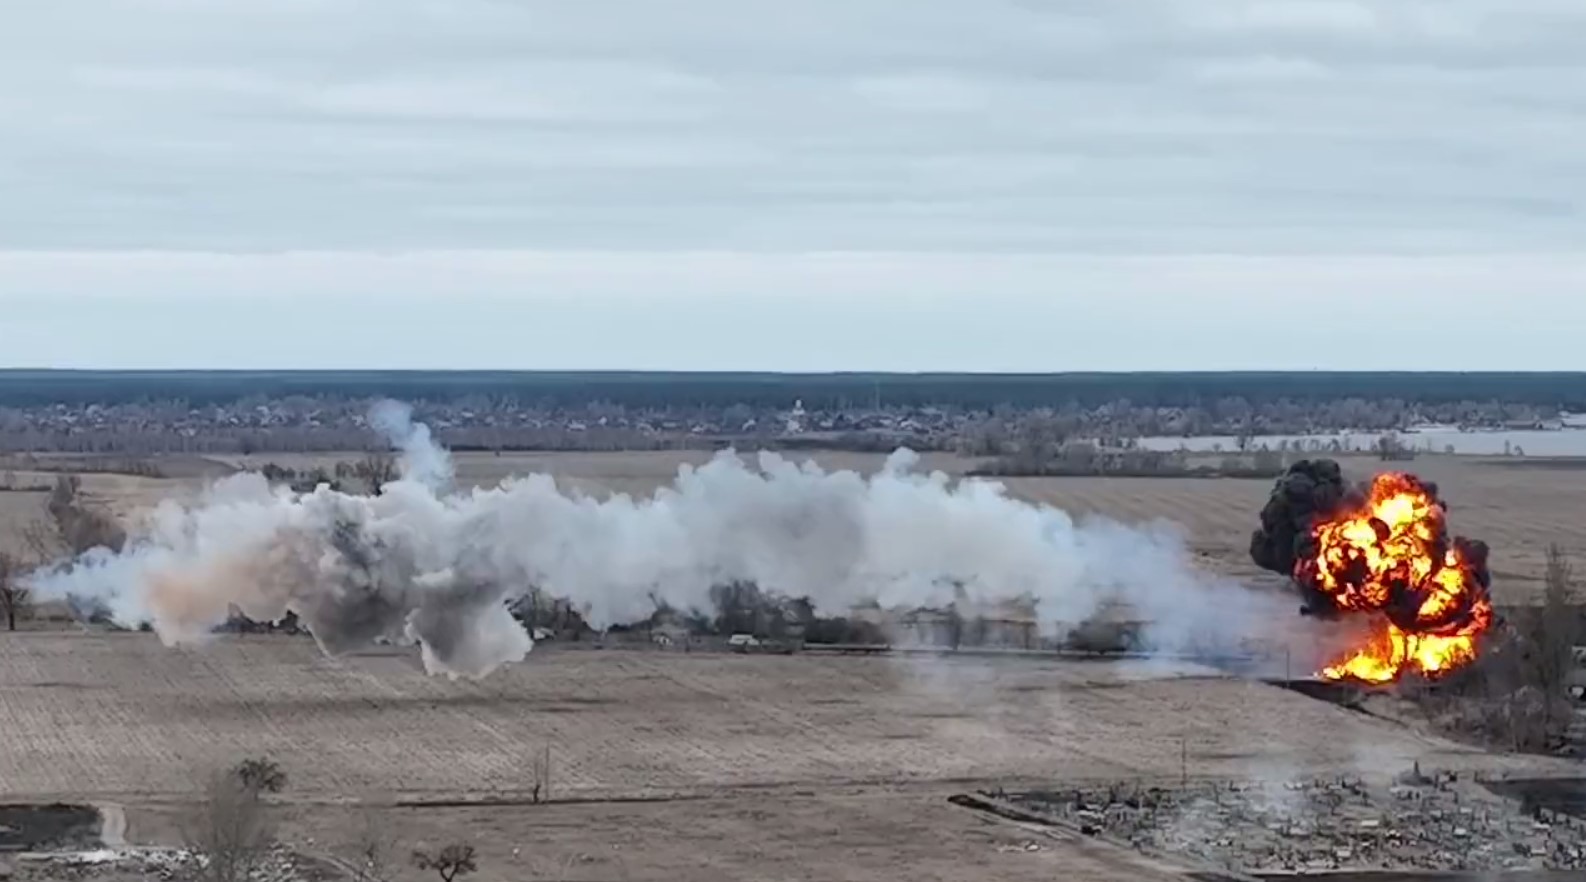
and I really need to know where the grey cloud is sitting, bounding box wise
[1,0,1584,251]
[2,251,1583,370]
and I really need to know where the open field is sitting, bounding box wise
[4,448,1581,601]
[2,633,1577,881]
[4,633,1541,802]
[4,448,1584,879]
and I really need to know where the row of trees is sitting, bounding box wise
[0,473,127,630]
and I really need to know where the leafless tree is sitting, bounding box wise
[412,843,477,882]
[182,768,275,882]
[353,453,398,494]
[341,810,398,882]
[21,519,56,562]
[28,475,126,560]
[1532,545,1580,733]
[1434,545,1582,753]
[231,757,288,794]
[0,551,28,631]
[528,745,552,804]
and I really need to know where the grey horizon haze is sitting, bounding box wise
[2,0,1584,370]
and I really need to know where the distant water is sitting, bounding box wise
[1133,426,1586,457]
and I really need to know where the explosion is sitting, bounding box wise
[1250,461,1493,684]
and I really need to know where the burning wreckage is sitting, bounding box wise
[1251,459,1495,685]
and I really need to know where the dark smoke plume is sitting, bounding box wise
[1249,458,1492,632]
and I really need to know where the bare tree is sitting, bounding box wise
[353,454,398,495]
[412,844,477,882]
[182,768,275,882]
[29,475,126,560]
[0,552,28,631]
[1440,545,1583,753]
[21,519,59,562]
[22,479,126,626]
[341,810,398,882]
[528,745,552,804]
[231,757,288,794]
[1533,544,1580,735]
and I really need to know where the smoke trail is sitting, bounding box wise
[368,399,453,491]
[22,407,1286,679]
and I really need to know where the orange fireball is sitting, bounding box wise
[1299,473,1493,683]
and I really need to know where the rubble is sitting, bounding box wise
[1004,768,1586,876]
[7,844,331,882]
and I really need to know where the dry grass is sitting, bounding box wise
[0,633,1566,805]
[5,633,1579,881]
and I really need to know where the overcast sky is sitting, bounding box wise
[2,0,1583,370]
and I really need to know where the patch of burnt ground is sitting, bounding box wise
[1264,678,1369,711]
[1480,778,1586,820]
[0,804,100,852]
[998,768,1586,877]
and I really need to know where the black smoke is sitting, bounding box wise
[1249,458,1491,632]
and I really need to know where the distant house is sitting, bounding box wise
[650,617,692,647]
[858,597,1039,650]
[895,608,957,647]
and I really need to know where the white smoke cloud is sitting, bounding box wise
[22,406,1288,679]
[367,398,453,491]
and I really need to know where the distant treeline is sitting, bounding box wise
[5,370,1586,410]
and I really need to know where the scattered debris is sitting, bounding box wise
[1002,768,1586,876]
[6,844,333,882]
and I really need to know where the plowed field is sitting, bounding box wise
[0,633,1555,803]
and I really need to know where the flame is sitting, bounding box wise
[1300,473,1492,683]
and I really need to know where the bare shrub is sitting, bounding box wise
[231,757,287,794]
[0,551,28,631]
[412,843,477,882]
[342,810,398,882]
[182,768,275,882]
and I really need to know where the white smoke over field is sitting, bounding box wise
[367,398,452,492]
[23,401,1292,679]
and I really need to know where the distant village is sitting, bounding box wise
[0,396,975,454]
[0,392,1571,459]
